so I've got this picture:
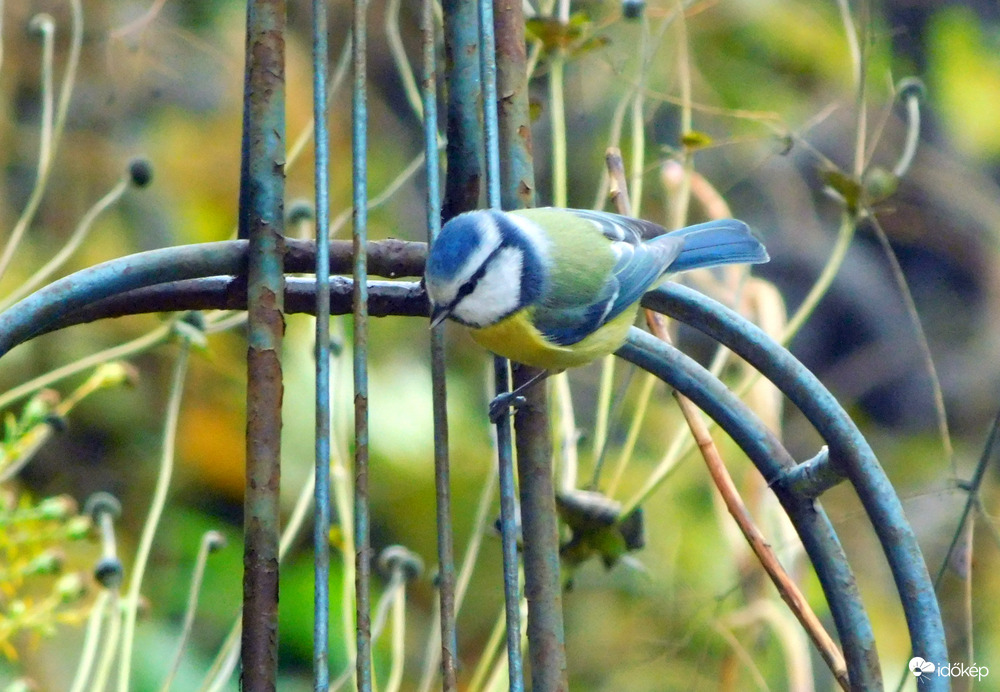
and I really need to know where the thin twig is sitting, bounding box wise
[110,0,169,38]
[118,340,191,692]
[90,591,123,692]
[612,146,849,690]
[67,589,112,692]
[386,0,424,119]
[0,1,83,282]
[416,462,499,692]
[649,311,849,692]
[0,175,131,312]
[159,531,227,692]
[867,215,953,467]
[554,373,579,492]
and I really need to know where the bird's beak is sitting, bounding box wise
[429,304,451,329]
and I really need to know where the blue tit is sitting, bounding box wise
[423,207,768,418]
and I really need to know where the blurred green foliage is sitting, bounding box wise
[928,5,1000,159]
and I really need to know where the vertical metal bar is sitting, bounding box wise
[312,0,332,688]
[352,0,373,689]
[511,376,566,692]
[421,4,460,690]
[500,0,567,685]
[442,0,485,220]
[477,2,525,690]
[494,2,568,689]
[239,1,286,690]
[478,0,502,209]
[494,0,535,212]
[493,357,524,692]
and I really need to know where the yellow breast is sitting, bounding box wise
[469,306,640,370]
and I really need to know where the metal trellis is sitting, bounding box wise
[0,0,951,691]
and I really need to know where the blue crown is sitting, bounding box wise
[426,212,488,281]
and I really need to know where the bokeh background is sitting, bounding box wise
[2,0,1000,689]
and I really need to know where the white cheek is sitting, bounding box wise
[453,247,523,327]
[455,216,502,287]
[425,279,455,309]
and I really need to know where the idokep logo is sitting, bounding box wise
[909,656,989,682]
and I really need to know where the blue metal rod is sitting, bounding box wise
[421,2,460,689]
[0,238,436,345]
[0,234,946,688]
[352,0,373,689]
[490,3,566,689]
[492,357,525,689]
[617,329,881,689]
[0,242,247,355]
[781,447,845,499]
[34,277,427,335]
[478,0,502,211]
[441,0,484,220]
[477,0,525,688]
[0,250,936,689]
[311,0,332,687]
[642,284,948,691]
[239,0,287,689]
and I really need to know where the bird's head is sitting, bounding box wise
[424,210,548,329]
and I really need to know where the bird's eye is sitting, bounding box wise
[456,280,475,301]
[454,255,491,303]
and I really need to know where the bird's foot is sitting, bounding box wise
[488,392,528,423]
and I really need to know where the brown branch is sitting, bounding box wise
[606,147,850,692]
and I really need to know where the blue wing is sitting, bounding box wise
[565,210,768,270]
[532,210,684,346]
[530,210,768,347]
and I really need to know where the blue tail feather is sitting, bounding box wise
[662,219,769,273]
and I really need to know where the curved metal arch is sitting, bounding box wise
[641,284,948,692]
[617,329,881,688]
[0,239,426,356]
[0,244,948,690]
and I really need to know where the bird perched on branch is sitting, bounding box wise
[423,207,768,420]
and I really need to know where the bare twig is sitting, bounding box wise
[649,311,850,692]
[607,146,849,691]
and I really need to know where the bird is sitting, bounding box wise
[423,207,769,421]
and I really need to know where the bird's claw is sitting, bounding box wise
[489,393,528,423]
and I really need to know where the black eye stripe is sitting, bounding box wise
[448,241,508,310]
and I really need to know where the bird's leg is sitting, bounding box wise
[489,368,553,423]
